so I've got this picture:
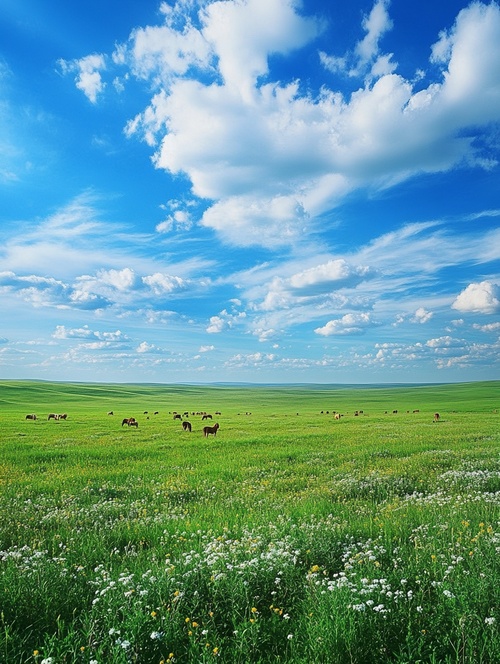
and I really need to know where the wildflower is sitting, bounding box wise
[150,631,163,640]
[33,652,39,657]
[287,634,293,640]
[213,646,219,656]
[41,659,53,664]
[251,607,258,614]
[151,610,157,618]
[485,617,496,626]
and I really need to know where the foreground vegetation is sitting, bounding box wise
[0,380,498,663]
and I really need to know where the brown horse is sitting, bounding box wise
[182,420,192,432]
[433,412,440,422]
[203,423,219,437]
[25,414,37,420]
[122,417,137,427]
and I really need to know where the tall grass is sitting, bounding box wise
[0,380,498,663]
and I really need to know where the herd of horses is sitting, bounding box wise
[25,413,67,421]
[24,407,441,438]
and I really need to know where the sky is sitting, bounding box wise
[0,0,499,385]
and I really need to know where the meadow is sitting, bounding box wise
[0,380,498,664]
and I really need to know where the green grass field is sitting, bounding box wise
[0,380,499,663]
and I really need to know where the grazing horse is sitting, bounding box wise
[203,423,219,437]
[122,417,137,427]
[57,413,68,420]
[25,414,37,420]
[182,420,192,432]
[433,412,440,422]
[202,414,212,420]
[334,413,341,420]
[107,411,114,416]
[48,413,57,420]
[173,414,182,420]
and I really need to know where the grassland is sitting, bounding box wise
[0,380,499,663]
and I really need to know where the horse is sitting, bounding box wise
[58,413,68,420]
[182,421,192,432]
[122,417,137,427]
[202,414,212,420]
[433,412,440,422]
[25,414,37,420]
[173,414,182,420]
[48,413,57,420]
[203,423,219,437]
[107,411,114,416]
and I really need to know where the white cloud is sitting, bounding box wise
[472,321,500,333]
[136,341,155,353]
[156,210,193,233]
[53,325,130,345]
[315,312,373,336]
[452,280,500,314]
[119,0,500,248]
[199,344,215,352]
[59,54,106,103]
[201,0,321,101]
[258,258,372,311]
[206,315,224,334]
[355,0,393,68]
[53,325,95,340]
[97,268,137,291]
[206,307,246,333]
[411,307,433,324]
[142,272,186,294]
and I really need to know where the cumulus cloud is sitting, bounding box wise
[136,341,157,353]
[472,321,500,332]
[110,0,500,248]
[142,272,186,294]
[411,307,433,324]
[0,271,111,310]
[452,280,500,314]
[206,315,224,334]
[259,258,372,311]
[354,0,393,72]
[206,308,246,333]
[53,325,130,343]
[58,54,106,103]
[156,210,193,233]
[315,312,373,336]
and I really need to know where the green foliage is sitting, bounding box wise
[0,380,499,663]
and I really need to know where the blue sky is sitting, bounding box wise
[1,0,499,384]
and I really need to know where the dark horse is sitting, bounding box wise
[203,423,219,437]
